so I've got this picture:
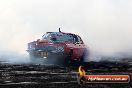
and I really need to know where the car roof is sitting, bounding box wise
[46,32,76,35]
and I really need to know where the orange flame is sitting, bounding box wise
[79,66,86,76]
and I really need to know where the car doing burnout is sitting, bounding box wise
[27,29,89,65]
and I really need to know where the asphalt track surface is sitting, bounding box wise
[0,59,132,88]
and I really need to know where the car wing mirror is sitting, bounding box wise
[37,39,40,42]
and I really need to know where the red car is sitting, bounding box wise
[27,29,89,65]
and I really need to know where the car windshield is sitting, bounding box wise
[42,32,74,42]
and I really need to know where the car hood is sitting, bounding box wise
[29,39,70,46]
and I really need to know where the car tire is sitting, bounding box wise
[80,49,89,63]
[65,56,72,65]
[65,50,73,66]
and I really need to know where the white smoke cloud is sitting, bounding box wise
[0,0,132,62]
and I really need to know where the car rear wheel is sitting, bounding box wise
[80,49,89,63]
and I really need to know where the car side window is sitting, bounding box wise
[42,33,51,40]
[77,35,83,44]
[73,35,79,44]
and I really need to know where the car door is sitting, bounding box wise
[72,35,81,58]
[76,35,85,57]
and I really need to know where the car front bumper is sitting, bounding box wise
[27,50,65,59]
